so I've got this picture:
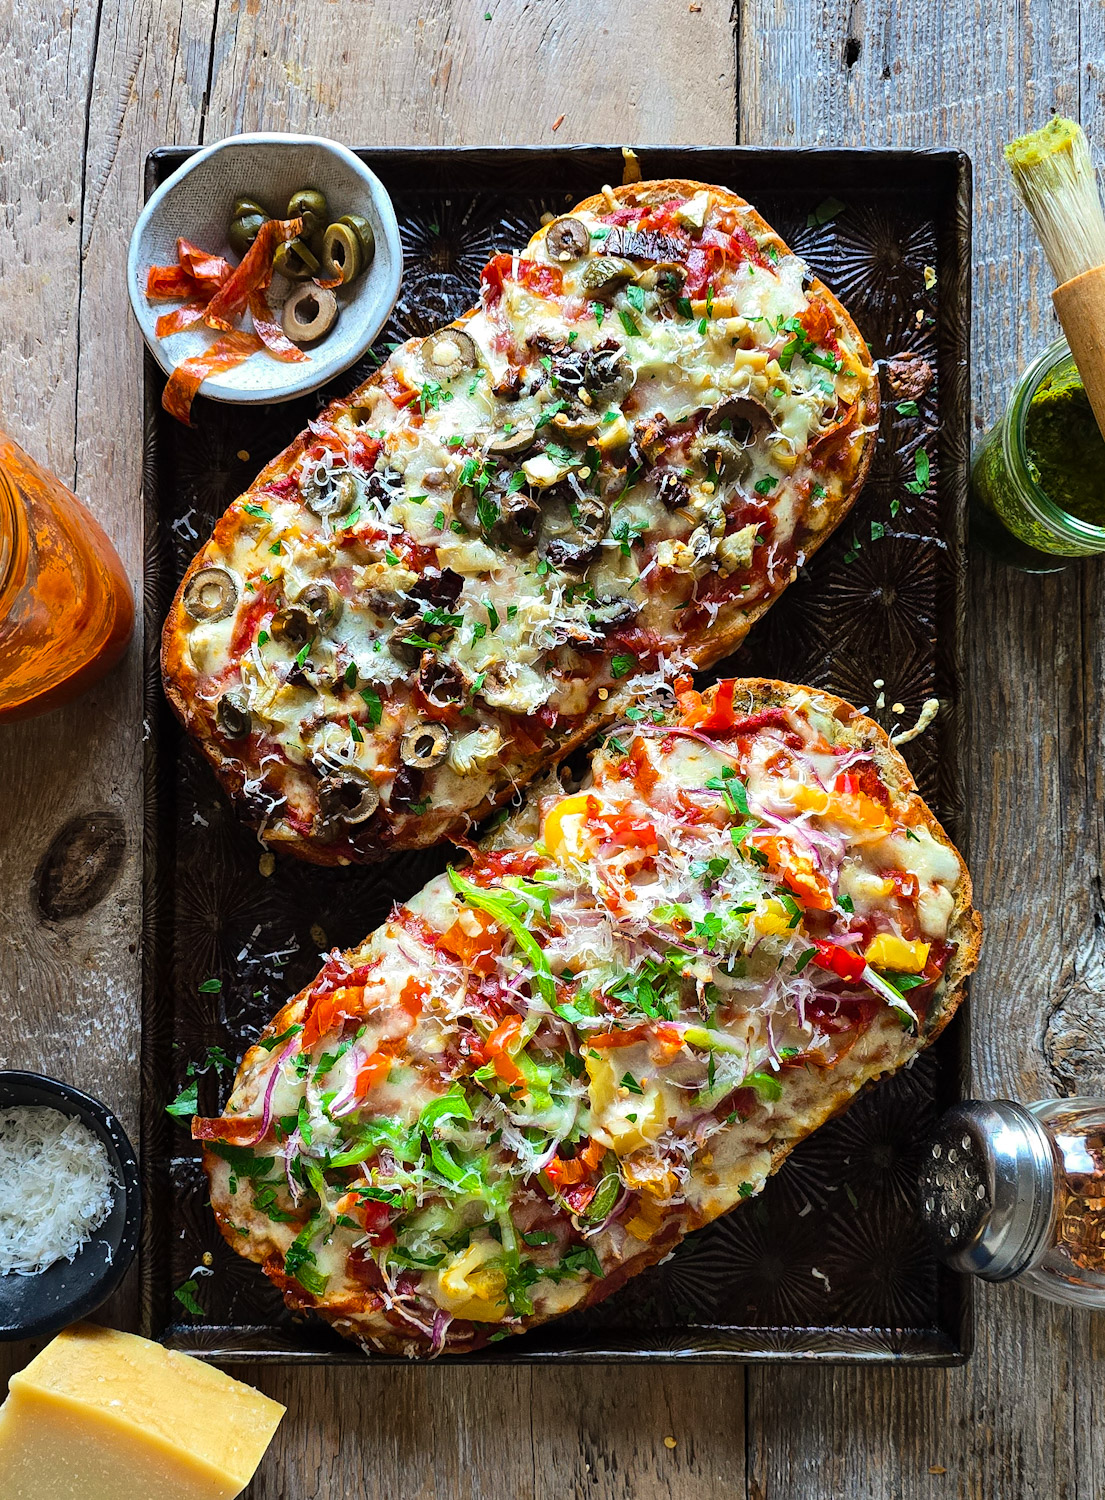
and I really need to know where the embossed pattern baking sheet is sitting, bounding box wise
[141,146,972,1363]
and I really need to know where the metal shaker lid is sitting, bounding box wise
[917,1099,1058,1281]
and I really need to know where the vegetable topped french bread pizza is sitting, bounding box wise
[193,678,980,1357]
[163,179,880,863]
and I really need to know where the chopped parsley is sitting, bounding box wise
[360,687,383,725]
[173,1278,204,1317]
[610,653,635,679]
[905,448,930,494]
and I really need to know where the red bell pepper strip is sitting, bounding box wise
[484,1014,524,1085]
[697,678,738,731]
[161,329,264,426]
[809,939,867,984]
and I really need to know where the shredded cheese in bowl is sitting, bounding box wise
[0,1106,118,1276]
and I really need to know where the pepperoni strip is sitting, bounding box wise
[161,330,264,426]
[248,289,309,363]
[203,216,303,331]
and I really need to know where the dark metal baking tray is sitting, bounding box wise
[140,145,972,1363]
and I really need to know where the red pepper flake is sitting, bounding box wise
[162,330,264,426]
[551,113,565,132]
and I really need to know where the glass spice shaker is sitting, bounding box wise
[918,1098,1105,1310]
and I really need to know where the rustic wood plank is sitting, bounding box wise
[0,0,215,1395]
[208,3,742,1497]
[738,2,1105,1497]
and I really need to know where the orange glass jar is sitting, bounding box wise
[0,430,134,721]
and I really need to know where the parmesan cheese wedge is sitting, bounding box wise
[0,1324,284,1500]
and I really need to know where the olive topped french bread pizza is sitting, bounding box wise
[162,179,880,863]
[194,679,980,1357]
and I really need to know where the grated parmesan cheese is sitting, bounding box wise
[0,1106,118,1276]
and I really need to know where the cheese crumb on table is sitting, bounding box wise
[0,1324,284,1500]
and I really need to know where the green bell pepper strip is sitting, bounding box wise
[448,867,558,1008]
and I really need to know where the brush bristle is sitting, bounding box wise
[1006,116,1105,284]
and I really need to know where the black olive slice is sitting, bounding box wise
[317,772,380,825]
[409,567,464,609]
[546,216,590,262]
[183,566,238,623]
[400,720,450,770]
[216,693,252,739]
[421,328,479,381]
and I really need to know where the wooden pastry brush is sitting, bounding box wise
[1006,115,1105,438]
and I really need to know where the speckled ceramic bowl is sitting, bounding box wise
[127,132,402,405]
[0,1072,140,1340]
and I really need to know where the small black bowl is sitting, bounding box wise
[0,1071,141,1340]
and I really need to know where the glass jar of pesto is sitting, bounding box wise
[971,336,1105,569]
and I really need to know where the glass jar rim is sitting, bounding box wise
[1002,336,1105,545]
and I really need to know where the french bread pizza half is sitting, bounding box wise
[193,679,980,1357]
[163,180,880,863]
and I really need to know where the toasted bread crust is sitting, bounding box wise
[163,180,879,863]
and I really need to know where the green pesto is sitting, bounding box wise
[1024,369,1105,527]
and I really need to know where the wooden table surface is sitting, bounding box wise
[2,1,1103,1494]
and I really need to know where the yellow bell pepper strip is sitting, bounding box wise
[863,934,931,972]
[448,867,557,1008]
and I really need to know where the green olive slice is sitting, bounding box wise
[297,581,344,628]
[273,238,320,280]
[287,187,328,237]
[183,566,238,623]
[282,283,338,343]
[232,196,268,220]
[320,222,363,285]
[580,256,635,296]
[228,211,268,258]
[339,213,375,265]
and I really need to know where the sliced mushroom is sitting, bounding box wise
[552,408,600,439]
[419,657,469,708]
[487,419,537,456]
[691,430,752,480]
[282,283,338,343]
[269,605,314,645]
[183,566,238,623]
[635,261,688,295]
[585,343,635,402]
[400,720,450,770]
[301,469,357,519]
[390,620,454,667]
[297,581,344,629]
[215,692,252,739]
[580,256,635,297]
[546,217,590,262]
[541,495,608,572]
[705,394,771,446]
[317,771,380,826]
[492,489,542,550]
[421,328,479,381]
